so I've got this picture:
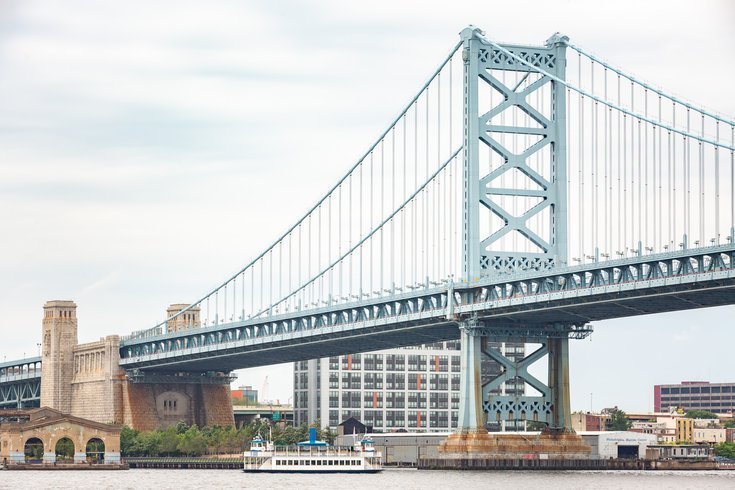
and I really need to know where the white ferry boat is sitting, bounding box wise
[243,429,383,473]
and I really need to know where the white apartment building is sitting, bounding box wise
[293,341,525,431]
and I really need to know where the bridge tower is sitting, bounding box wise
[451,27,589,450]
[40,300,78,414]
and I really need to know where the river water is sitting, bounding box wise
[1,468,735,489]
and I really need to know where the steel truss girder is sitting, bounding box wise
[460,321,593,341]
[462,27,567,279]
[125,369,237,385]
[0,378,41,408]
[118,245,735,370]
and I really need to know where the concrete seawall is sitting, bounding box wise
[418,458,720,470]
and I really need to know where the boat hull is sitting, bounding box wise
[243,469,382,474]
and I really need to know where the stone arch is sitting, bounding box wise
[86,437,105,463]
[55,437,75,462]
[24,437,44,463]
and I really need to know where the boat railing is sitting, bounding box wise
[245,445,383,459]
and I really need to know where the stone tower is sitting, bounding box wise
[40,300,78,414]
[166,304,201,333]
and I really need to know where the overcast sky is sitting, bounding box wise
[1,0,734,412]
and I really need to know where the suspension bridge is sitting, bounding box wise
[2,27,734,433]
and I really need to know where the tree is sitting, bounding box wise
[685,410,719,420]
[134,431,162,456]
[120,426,139,456]
[724,420,735,429]
[715,442,735,460]
[609,409,632,431]
[178,426,208,456]
[159,427,181,456]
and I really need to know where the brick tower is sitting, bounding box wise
[40,300,78,413]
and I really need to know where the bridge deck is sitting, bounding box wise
[118,246,735,373]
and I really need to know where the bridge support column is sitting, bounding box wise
[456,320,485,433]
[548,336,571,429]
[439,320,592,458]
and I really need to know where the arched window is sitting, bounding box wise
[86,438,105,463]
[24,437,44,463]
[55,437,75,463]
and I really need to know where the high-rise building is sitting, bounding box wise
[654,381,735,414]
[293,341,525,431]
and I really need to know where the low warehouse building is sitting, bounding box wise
[579,431,657,459]
[336,432,451,465]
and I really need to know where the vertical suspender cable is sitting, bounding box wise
[380,141,384,293]
[338,185,342,298]
[349,175,353,294]
[592,60,598,254]
[370,150,374,295]
[683,109,688,243]
[604,68,609,255]
[391,128,395,290]
[449,57,454,278]
[446,58,456,277]
[699,114,704,243]
[715,122,720,242]
[617,75,621,254]
[403,115,407,288]
[425,88,430,283]
[640,93,645,250]
[656,95,664,251]
[437,71,442,279]
[328,195,332,302]
[672,103,677,245]
[731,124,734,234]
[414,101,418,284]
[577,54,585,260]
[359,161,363,295]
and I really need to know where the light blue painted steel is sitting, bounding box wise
[118,244,735,372]
[456,318,484,431]
[463,321,588,427]
[461,27,569,278]
[0,357,42,408]
[480,34,735,151]
[461,27,482,283]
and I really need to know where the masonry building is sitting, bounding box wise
[38,300,234,431]
[654,381,735,414]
